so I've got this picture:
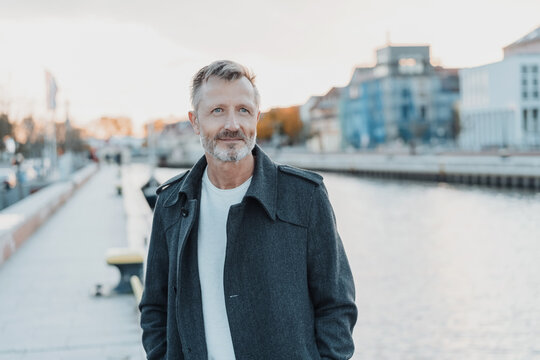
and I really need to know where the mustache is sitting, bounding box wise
[215,130,247,141]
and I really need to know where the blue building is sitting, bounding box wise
[340,45,459,149]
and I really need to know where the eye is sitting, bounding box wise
[239,107,250,114]
[212,108,223,113]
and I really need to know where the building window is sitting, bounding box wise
[532,65,538,73]
[523,91,528,99]
[522,78,528,86]
[522,65,528,74]
[349,86,359,99]
[402,105,409,119]
[523,109,528,131]
[420,106,426,119]
[534,91,539,99]
[398,58,423,75]
[533,109,539,132]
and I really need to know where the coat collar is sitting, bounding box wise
[244,145,277,221]
[163,144,277,221]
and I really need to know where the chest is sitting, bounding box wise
[165,199,309,291]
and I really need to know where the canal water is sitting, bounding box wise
[325,173,540,360]
[154,167,540,359]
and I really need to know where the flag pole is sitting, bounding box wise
[45,70,58,180]
[51,107,57,179]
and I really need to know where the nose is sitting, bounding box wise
[224,113,240,131]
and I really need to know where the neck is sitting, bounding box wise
[205,153,255,189]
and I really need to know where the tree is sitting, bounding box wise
[280,107,302,142]
[257,112,276,140]
[85,116,133,140]
[54,121,88,154]
[14,116,46,157]
[16,116,36,144]
[451,103,461,141]
[0,113,13,152]
[257,106,303,145]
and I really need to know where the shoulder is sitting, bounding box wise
[277,164,323,185]
[275,165,326,227]
[156,170,189,195]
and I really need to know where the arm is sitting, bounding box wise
[307,183,358,360]
[139,197,169,360]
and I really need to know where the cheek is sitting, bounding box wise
[244,119,258,134]
[199,122,221,137]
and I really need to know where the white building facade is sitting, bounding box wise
[459,27,540,150]
[305,88,343,152]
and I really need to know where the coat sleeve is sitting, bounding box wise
[307,183,358,359]
[139,196,170,360]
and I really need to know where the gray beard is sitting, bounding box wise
[199,130,256,162]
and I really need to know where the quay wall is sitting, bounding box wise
[0,163,98,267]
[164,149,540,190]
[265,151,540,190]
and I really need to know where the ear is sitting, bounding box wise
[188,111,200,135]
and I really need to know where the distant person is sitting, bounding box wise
[139,60,357,359]
[114,152,122,166]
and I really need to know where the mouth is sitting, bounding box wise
[218,138,244,142]
[215,130,247,144]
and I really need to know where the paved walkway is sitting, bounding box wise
[0,165,144,360]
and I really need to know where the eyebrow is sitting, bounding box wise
[207,103,255,109]
[237,103,254,109]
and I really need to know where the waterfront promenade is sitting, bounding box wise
[0,165,144,360]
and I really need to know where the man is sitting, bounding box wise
[139,60,357,360]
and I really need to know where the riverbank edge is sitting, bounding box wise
[269,151,540,190]
[0,163,99,267]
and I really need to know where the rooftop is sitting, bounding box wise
[503,25,540,57]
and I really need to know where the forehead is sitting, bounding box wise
[198,76,256,107]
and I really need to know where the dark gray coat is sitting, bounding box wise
[139,145,357,360]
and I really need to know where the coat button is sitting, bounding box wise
[181,208,189,217]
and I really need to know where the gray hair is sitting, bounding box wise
[190,60,260,112]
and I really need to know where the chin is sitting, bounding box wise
[201,134,256,163]
[212,145,250,162]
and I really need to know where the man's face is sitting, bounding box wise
[189,76,260,162]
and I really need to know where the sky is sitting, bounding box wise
[0,0,539,135]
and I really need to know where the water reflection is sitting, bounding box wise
[323,173,540,359]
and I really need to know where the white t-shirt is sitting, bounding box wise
[197,167,252,360]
